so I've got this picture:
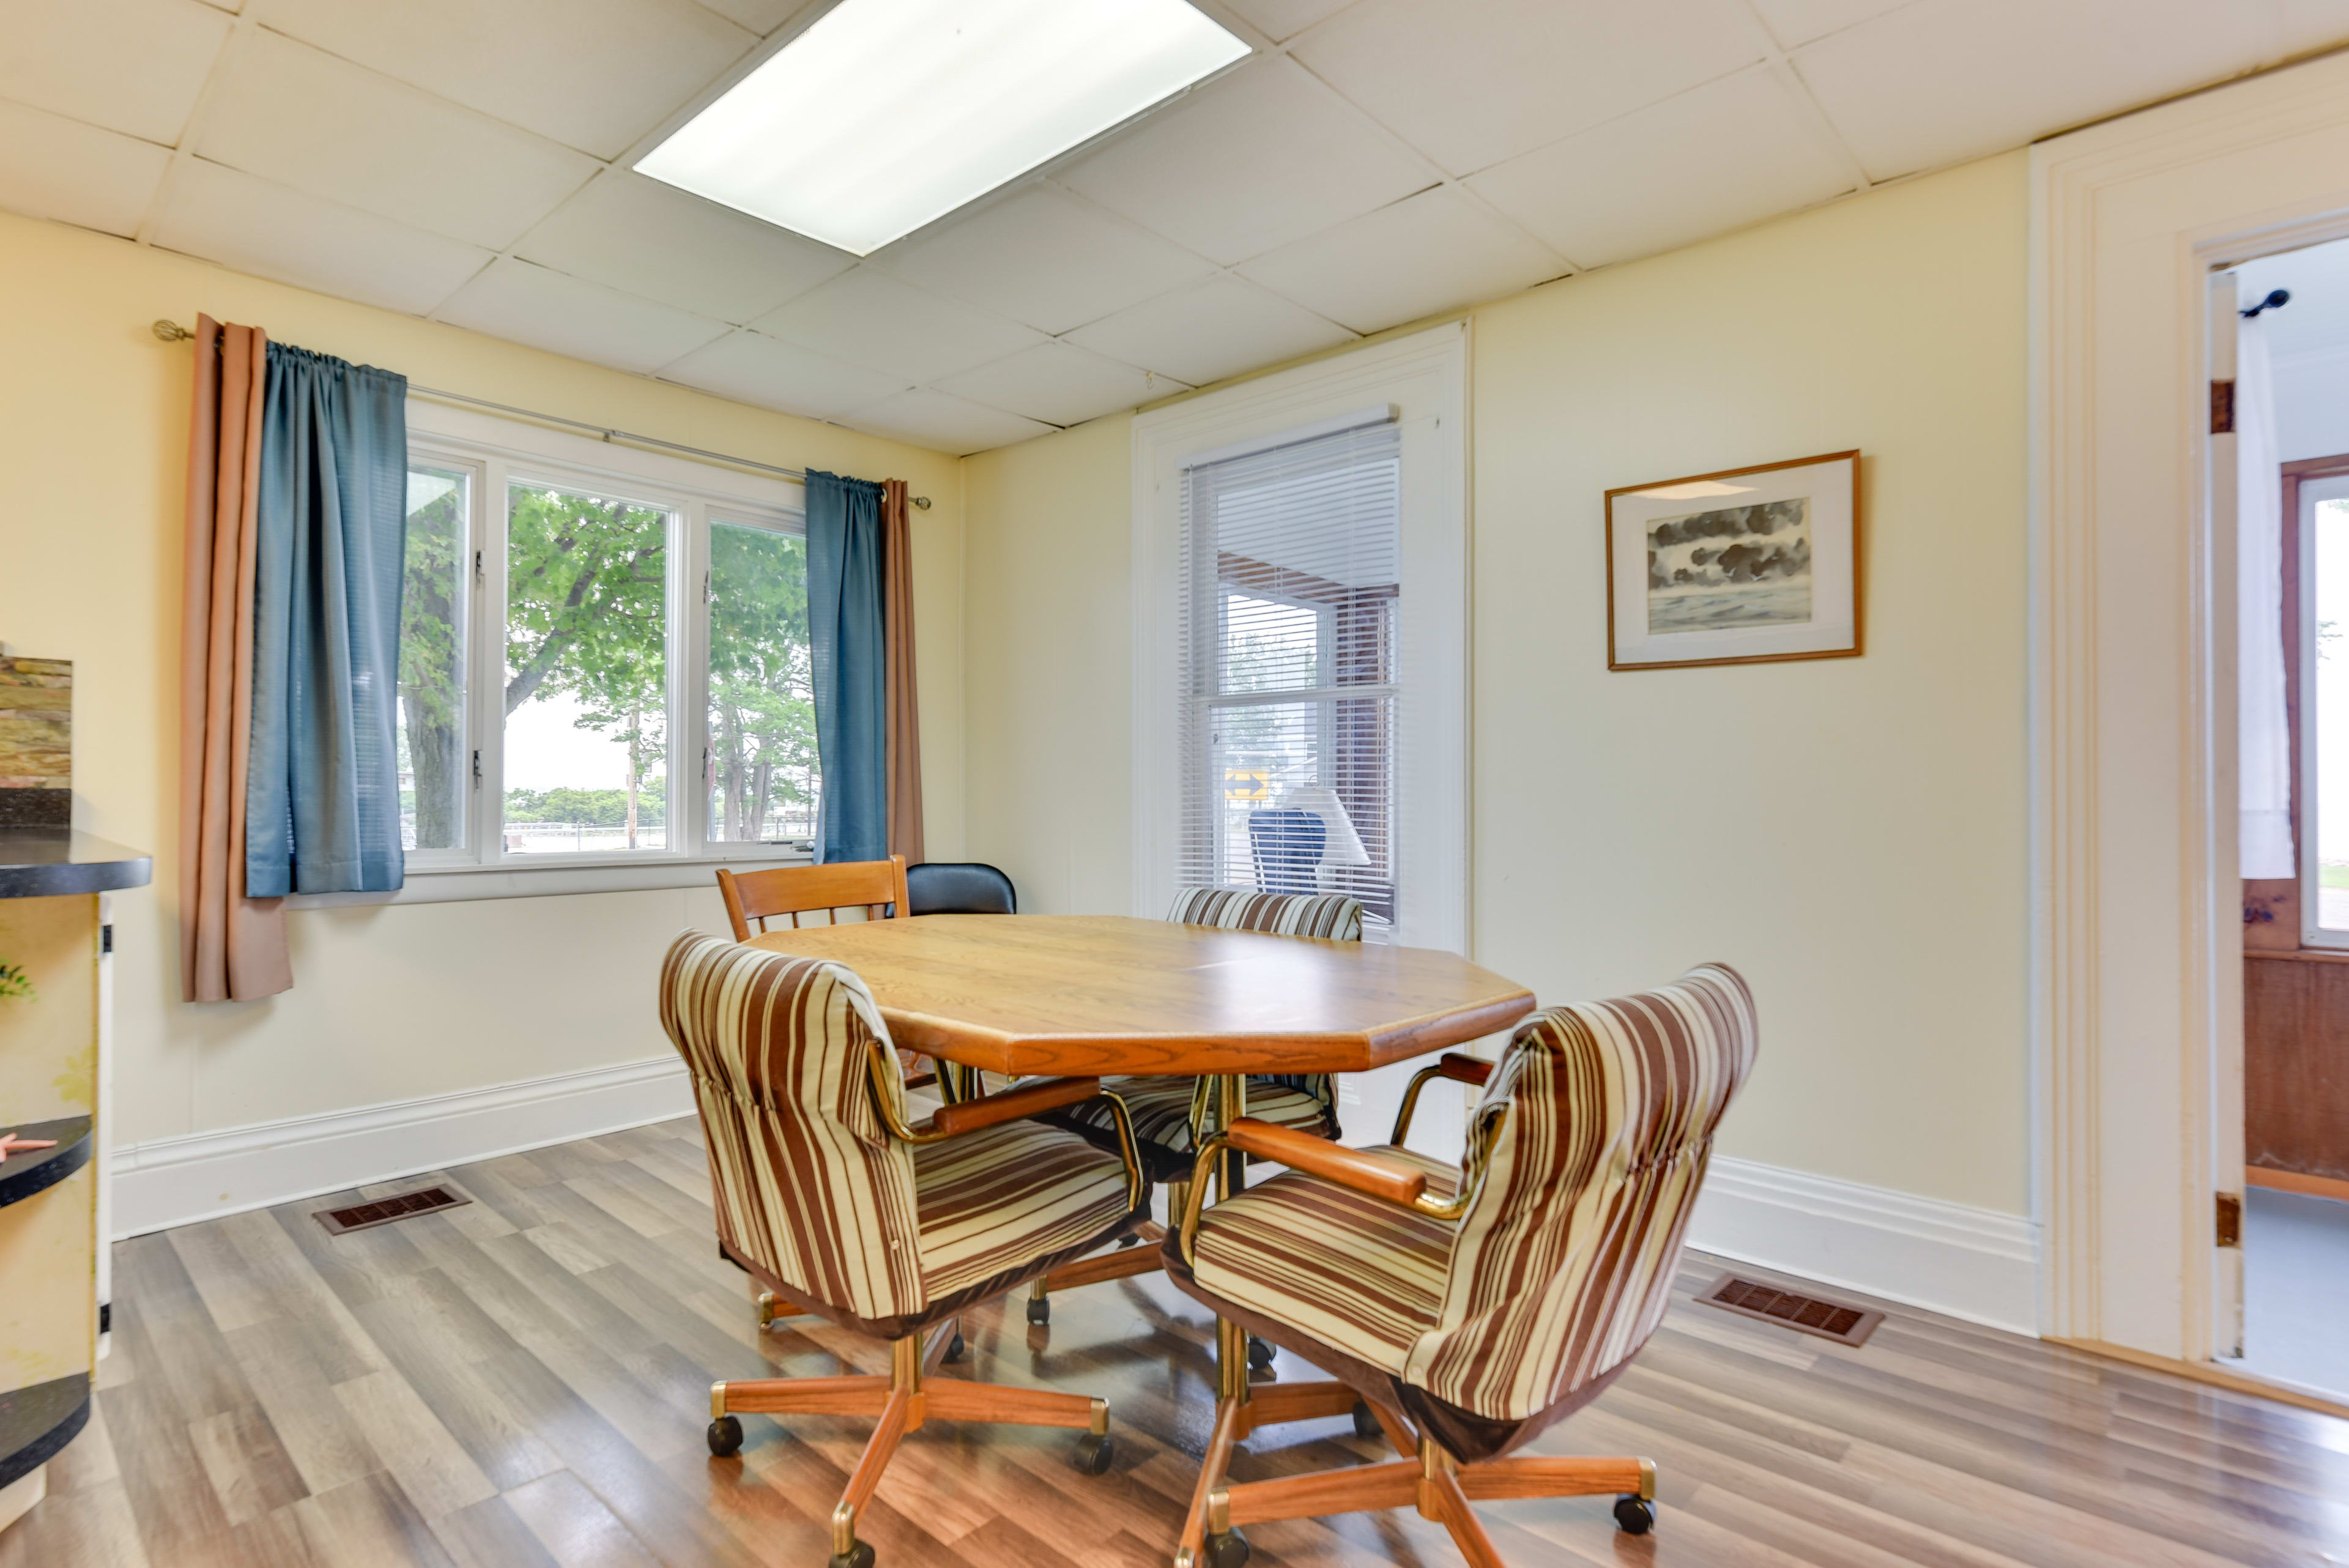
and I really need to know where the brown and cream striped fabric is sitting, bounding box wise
[661,931,1143,1331]
[1163,886,1364,940]
[1180,964,1756,1434]
[1052,887,1367,1176]
[1190,1148,1460,1369]
[914,1119,1135,1296]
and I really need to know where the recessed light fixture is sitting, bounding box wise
[636,0,1250,257]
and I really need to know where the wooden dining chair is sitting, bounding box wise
[715,854,911,940]
[1024,887,1364,1348]
[661,932,1149,1568]
[1161,964,1759,1568]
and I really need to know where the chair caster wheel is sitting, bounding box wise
[1026,1297,1050,1326]
[1071,1432,1114,1474]
[1614,1495,1655,1535]
[707,1415,743,1458]
[1203,1526,1251,1568]
[1350,1400,1382,1442]
[943,1331,966,1363]
[827,1542,876,1568]
[1246,1337,1275,1373]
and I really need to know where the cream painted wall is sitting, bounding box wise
[962,152,2031,1216]
[0,207,965,1146]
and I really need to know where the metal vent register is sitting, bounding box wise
[1696,1274,1883,1347]
[314,1185,471,1235]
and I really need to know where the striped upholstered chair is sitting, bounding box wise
[1162,964,1757,1567]
[1023,886,1364,1333]
[661,932,1149,1568]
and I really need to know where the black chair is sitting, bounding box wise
[905,861,1017,916]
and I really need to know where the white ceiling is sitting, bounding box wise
[4,0,2349,456]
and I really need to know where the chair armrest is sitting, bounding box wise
[1223,1118,1428,1206]
[1390,1052,1494,1143]
[926,1076,1102,1137]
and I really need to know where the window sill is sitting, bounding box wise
[286,849,814,908]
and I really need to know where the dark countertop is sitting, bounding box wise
[0,830,152,899]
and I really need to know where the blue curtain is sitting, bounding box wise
[807,471,887,864]
[246,344,409,897]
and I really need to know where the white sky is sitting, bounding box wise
[503,689,662,795]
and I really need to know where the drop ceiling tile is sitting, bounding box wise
[1746,0,1914,48]
[1292,0,1774,177]
[933,341,1181,427]
[1793,0,2263,183]
[0,0,231,145]
[844,389,1056,457]
[874,186,1214,334]
[250,0,755,158]
[1057,56,1439,266]
[692,0,800,31]
[2277,0,2349,54]
[0,100,172,237]
[750,269,1048,384]
[1220,0,1359,41]
[1469,67,1857,269]
[195,29,598,250]
[1236,187,1566,333]
[1063,275,1355,387]
[436,256,729,374]
[153,160,494,316]
[659,330,910,418]
[518,173,853,324]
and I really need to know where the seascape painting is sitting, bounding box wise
[1644,499,1811,634]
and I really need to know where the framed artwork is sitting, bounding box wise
[1605,450,1861,672]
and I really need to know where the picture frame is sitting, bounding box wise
[1605,450,1862,672]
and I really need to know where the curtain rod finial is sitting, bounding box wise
[153,319,194,342]
[913,496,931,510]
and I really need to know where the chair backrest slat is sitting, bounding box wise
[718,856,911,941]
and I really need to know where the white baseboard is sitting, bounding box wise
[1688,1155,2041,1336]
[113,1057,692,1238]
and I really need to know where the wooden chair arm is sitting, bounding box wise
[1433,1052,1491,1087]
[926,1076,1103,1138]
[1391,1051,1495,1143]
[1223,1118,1428,1206]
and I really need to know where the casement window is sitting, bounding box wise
[1134,325,1467,961]
[322,402,816,904]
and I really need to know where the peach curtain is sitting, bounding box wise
[881,479,924,864]
[180,315,292,1001]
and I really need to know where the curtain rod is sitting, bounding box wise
[151,319,931,509]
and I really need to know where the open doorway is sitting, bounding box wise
[2230,238,2349,1404]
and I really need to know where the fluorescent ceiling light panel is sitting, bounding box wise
[636,0,1249,257]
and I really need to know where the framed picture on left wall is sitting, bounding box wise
[1605,450,1862,671]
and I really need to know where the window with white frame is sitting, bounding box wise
[1134,325,1468,965]
[388,405,818,892]
[1179,422,1400,931]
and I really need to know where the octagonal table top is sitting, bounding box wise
[744,913,1535,1078]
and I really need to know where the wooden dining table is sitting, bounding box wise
[742,912,1537,1440]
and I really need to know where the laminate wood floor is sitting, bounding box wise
[14,1117,2347,1568]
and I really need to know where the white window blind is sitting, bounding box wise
[1179,420,1401,934]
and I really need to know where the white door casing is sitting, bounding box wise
[2032,49,2349,1359]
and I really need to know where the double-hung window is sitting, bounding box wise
[1180,423,1401,931]
[374,403,818,900]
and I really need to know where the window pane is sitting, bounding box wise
[398,466,468,852]
[503,481,669,855]
[2317,496,2349,929]
[707,519,819,844]
[1222,592,1324,692]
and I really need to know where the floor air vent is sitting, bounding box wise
[1696,1274,1883,1347]
[314,1184,471,1235]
